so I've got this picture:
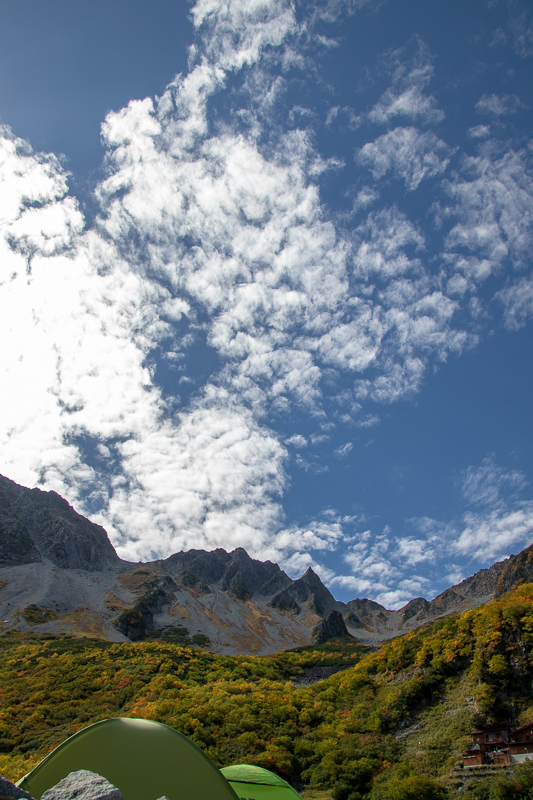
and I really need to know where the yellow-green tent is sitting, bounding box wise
[17,718,239,800]
[221,765,302,800]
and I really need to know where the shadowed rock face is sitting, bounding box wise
[162,547,290,601]
[114,575,179,641]
[269,568,337,616]
[312,610,349,644]
[218,548,287,601]
[1,472,533,653]
[0,504,41,566]
[0,773,34,800]
[0,475,119,570]
[400,597,430,623]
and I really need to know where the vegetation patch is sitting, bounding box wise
[20,605,58,626]
[286,638,369,666]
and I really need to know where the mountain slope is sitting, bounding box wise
[1,473,533,653]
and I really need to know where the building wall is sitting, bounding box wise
[509,744,533,755]
[464,753,485,768]
[493,753,510,766]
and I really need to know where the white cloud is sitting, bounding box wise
[356,127,453,191]
[461,455,527,508]
[286,433,308,448]
[334,442,353,458]
[498,277,533,330]
[365,41,444,127]
[352,205,425,279]
[442,146,533,277]
[475,93,522,117]
[396,537,435,566]
[329,574,388,596]
[454,506,533,562]
[447,457,533,562]
[0,129,174,501]
[408,458,533,572]
[468,125,491,139]
[93,400,289,560]
[191,0,297,71]
[368,84,443,127]
[294,454,328,473]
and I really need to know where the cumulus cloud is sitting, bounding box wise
[396,536,435,566]
[0,128,168,498]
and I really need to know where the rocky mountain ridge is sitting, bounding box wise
[1,473,533,654]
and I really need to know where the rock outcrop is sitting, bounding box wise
[162,548,292,601]
[269,568,336,616]
[495,545,533,597]
[0,475,119,571]
[0,775,34,800]
[114,576,178,641]
[41,771,122,800]
[311,610,349,644]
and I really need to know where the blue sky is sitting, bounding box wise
[1,0,533,607]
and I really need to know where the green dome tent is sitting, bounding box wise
[221,765,302,800]
[17,718,239,800]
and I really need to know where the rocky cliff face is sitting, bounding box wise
[311,610,349,644]
[0,475,119,571]
[1,473,533,654]
[162,547,291,601]
[494,545,533,597]
[269,567,337,616]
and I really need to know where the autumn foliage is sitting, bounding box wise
[3,583,533,797]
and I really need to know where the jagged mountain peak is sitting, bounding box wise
[1,473,533,653]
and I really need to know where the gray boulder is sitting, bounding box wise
[41,771,122,800]
[0,775,35,800]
